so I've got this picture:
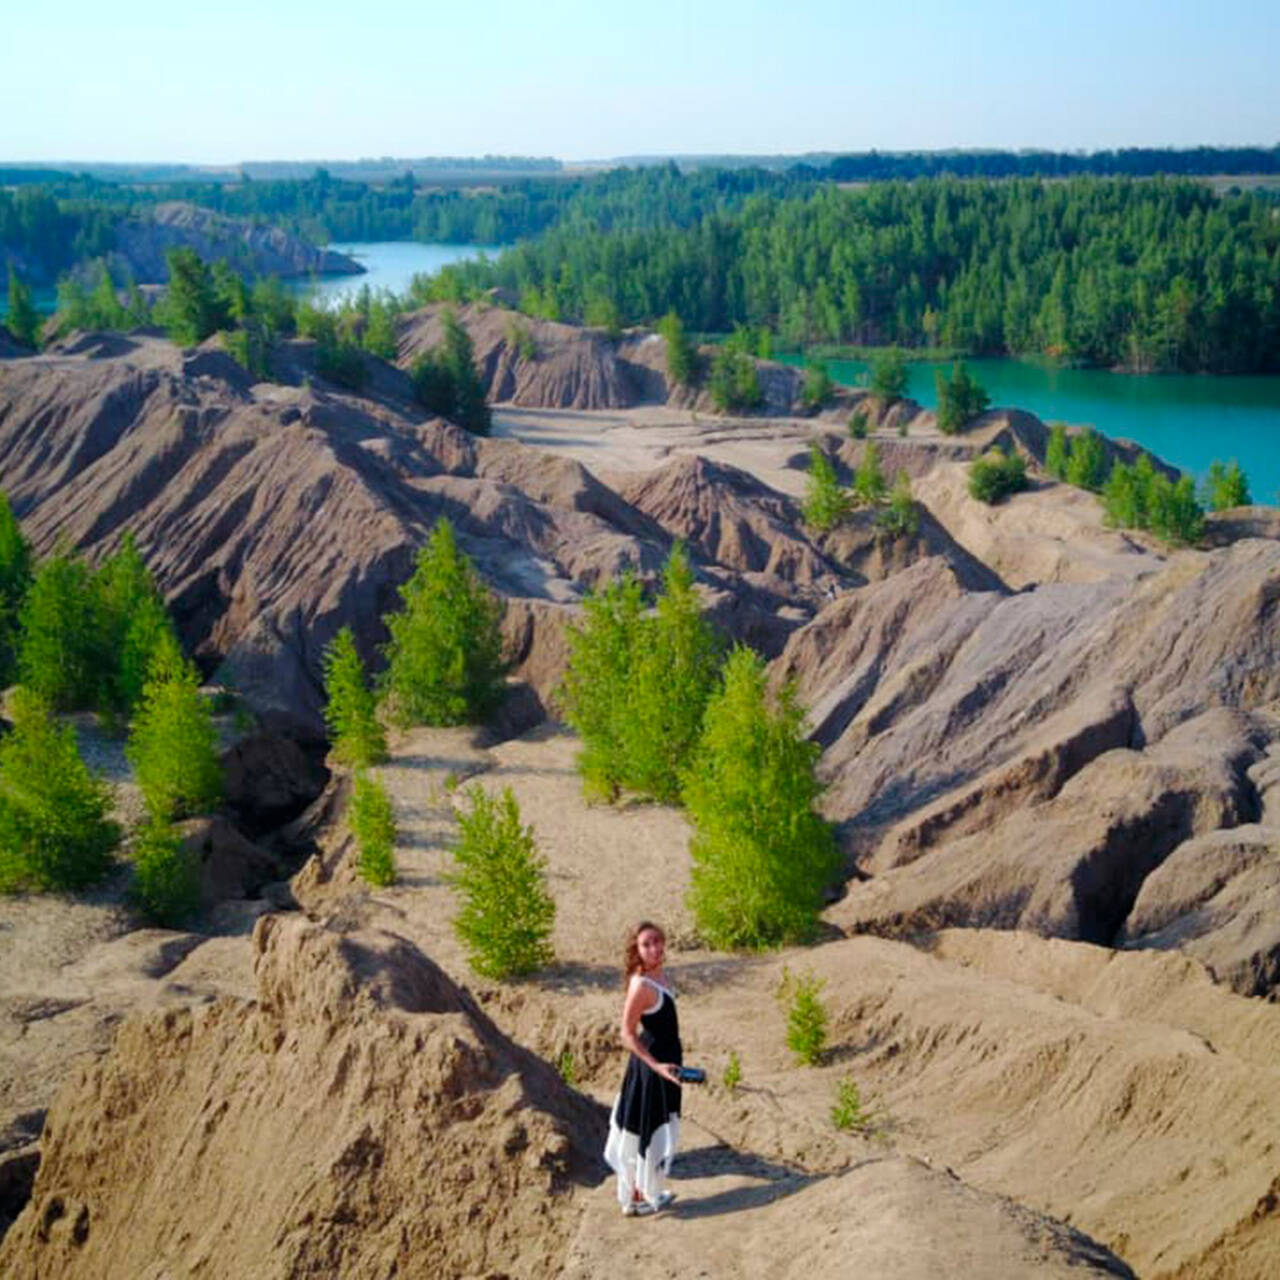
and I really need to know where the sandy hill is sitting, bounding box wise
[2,324,1280,1277]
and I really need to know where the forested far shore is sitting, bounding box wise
[4,167,1280,374]
[422,178,1280,374]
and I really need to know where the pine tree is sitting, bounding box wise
[132,817,201,926]
[95,535,175,717]
[658,310,696,386]
[622,543,723,804]
[349,770,397,886]
[869,348,908,402]
[5,267,40,348]
[18,551,102,709]
[1045,423,1069,479]
[1204,459,1250,511]
[1065,427,1109,490]
[323,627,387,767]
[381,518,507,727]
[159,248,227,346]
[802,443,850,533]
[0,492,32,687]
[558,570,647,801]
[450,784,555,979]
[683,646,840,949]
[934,361,990,434]
[126,633,223,821]
[0,687,119,892]
[853,440,888,504]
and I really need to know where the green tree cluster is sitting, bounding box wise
[683,647,840,949]
[1045,423,1070,479]
[934,361,990,434]
[449,784,555,979]
[968,447,1029,504]
[559,543,722,804]
[1102,456,1205,544]
[853,441,888,505]
[410,309,491,434]
[380,517,507,727]
[875,470,921,538]
[0,687,119,893]
[17,536,174,716]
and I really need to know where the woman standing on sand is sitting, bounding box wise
[603,920,684,1217]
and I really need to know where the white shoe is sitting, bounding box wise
[622,1200,655,1218]
[654,1190,676,1211]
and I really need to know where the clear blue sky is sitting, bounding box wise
[2,0,1277,163]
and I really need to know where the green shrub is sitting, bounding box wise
[875,470,921,538]
[934,361,989,435]
[380,518,507,727]
[684,647,840,949]
[132,817,200,926]
[869,348,908,403]
[723,1049,742,1090]
[350,770,397,886]
[830,1076,870,1132]
[848,408,869,439]
[450,784,555,979]
[323,627,388,768]
[1065,427,1109,490]
[556,1047,577,1086]
[1203,459,1250,511]
[1045,423,1069,479]
[0,492,33,687]
[126,634,223,821]
[968,447,1028,504]
[0,687,119,892]
[505,318,538,361]
[781,968,828,1066]
[708,345,761,413]
[802,443,851,533]
[853,441,888,505]
[801,361,833,411]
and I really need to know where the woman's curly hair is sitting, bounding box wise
[622,920,665,988]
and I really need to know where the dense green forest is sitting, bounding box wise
[5,163,1280,372]
[422,178,1280,373]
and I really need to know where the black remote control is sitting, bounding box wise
[676,1066,706,1084]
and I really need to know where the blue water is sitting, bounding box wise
[294,240,496,307]
[781,354,1280,504]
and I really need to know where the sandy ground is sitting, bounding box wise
[6,407,1278,1276]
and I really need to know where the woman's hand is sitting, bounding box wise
[656,1061,683,1086]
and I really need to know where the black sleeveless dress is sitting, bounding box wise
[603,977,683,1203]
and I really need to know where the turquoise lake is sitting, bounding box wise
[779,353,1280,505]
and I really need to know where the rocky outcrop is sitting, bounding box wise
[0,915,604,1279]
[103,201,362,285]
